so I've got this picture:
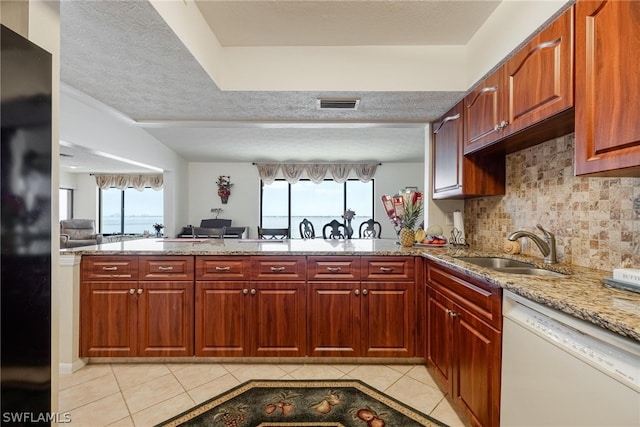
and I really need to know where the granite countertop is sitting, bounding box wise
[421,246,640,344]
[59,237,416,256]
[61,238,640,343]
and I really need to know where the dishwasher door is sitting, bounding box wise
[501,291,640,427]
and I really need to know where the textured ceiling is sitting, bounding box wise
[58,0,501,172]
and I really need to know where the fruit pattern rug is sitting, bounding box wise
[156,379,448,427]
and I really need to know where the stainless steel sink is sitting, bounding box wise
[457,257,535,269]
[457,257,566,277]
[493,267,566,277]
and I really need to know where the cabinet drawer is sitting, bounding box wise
[140,256,194,280]
[196,256,251,280]
[362,257,414,281]
[307,256,361,280]
[427,262,502,328]
[251,256,306,280]
[82,256,138,281]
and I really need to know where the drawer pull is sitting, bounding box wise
[102,266,118,271]
[137,288,143,294]
[354,289,360,296]
[326,267,342,272]
[270,266,286,272]
[243,289,249,295]
[362,289,368,295]
[215,266,231,271]
[251,289,256,295]
[129,289,135,295]
[158,266,174,271]
[379,267,395,272]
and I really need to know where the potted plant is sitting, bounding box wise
[152,223,164,237]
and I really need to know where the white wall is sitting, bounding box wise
[189,161,424,239]
[60,88,189,236]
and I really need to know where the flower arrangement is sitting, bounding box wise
[217,175,233,203]
[342,209,356,221]
[380,189,423,247]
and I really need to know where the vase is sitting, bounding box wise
[399,227,415,247]
[155,230,162,238]
[345,218,353,239]
[220,196,228,204]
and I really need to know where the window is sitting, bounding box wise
[261,179,374,238]
[59,188,73,221]
[100,187,163,234]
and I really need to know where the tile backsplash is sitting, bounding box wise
[464,134,640,272]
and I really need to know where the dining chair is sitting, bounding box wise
[298,218,316,239]
[192,226,226,238]
[359,219,382,238]
[257,227,289,239]
[322,219,346,239]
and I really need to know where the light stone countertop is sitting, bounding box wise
[61,238,640,343]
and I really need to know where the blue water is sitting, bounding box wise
[102,216,164,234]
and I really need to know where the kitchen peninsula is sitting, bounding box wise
[60,238,640,427]
[60,238,640,357]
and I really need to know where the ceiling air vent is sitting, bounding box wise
[317,98,360,111]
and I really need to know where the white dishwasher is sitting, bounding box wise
[501,290,640,427]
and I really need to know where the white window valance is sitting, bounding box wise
[255,163,379,184]
[94,174,163,190]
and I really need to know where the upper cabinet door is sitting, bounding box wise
[464,71,505,154]
[504,7,574,136]
[575,0,640,176]
[433,103,464,197]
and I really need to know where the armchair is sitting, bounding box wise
[60,219,103,248]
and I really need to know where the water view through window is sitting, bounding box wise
[100,187,163,234]
[261,179,374,238]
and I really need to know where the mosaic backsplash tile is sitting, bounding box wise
[464,134,640,272]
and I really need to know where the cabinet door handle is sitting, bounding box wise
[379,267,394,272]
[129,289,135,295]
[270,266,286,272]
[433,113,461,134]
[446,309,457,318]
[250,289,256,295]
[362,289,368,295]
[102,266,118,271]
[243,289,249,295]
[215,266,231,271]
[326,266,342,272]
[354,289,360,296]
[158,266,174,271]
[137,288,143,294]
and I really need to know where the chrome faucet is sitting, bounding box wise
[507,224,557,264]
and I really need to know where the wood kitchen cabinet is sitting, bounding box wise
[137,256,194,357]
[426,261,502,427]
[196,256,306,357]
[575,0,640,176]
[80,256,194,357]
[308,256,416,357]
[432,102,505,199]
[250,256,307,357]
[464,7,574,155]
[362,256,416,357]
[195,256,251,356]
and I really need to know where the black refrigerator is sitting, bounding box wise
[1,24,53,424]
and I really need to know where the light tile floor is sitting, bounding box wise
[59,363,465,426]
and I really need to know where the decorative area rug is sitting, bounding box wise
[157,379,448,427]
